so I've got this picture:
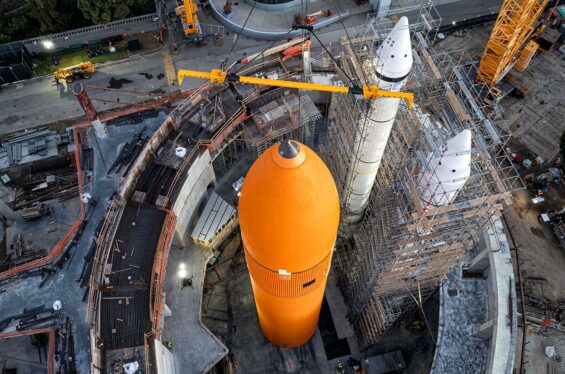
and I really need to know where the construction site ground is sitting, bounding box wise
[438,22,565,373]
[438,23,565,161]
[0,114,167,372]
[0,333,48,373]
[507,189,565,302]
[9,197,81,257]
[506,189,565,374]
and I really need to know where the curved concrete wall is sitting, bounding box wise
[484,218,517,374]
[172,149,216,245]
[242,0,312,12]
[119,117,176,200]
[209,1,349,40]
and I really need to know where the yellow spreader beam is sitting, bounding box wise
[178,69,413,109]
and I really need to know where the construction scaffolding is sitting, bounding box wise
[243,88,320,156]
[321,7,522,347]
[232,59,321,157]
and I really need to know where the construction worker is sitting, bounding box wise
[181,276,193,289]
[336,360,345,374]
[166,340,173,350]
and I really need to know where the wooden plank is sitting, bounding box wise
[411,191,511,219]
[343,38,367,85]
[406,174,430,229]
[446,89,470,123]
[421,48,442,80]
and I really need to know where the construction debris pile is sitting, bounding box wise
[0,128,81,272]
[1,233,47,272]
[0,129,75,211]
[0,304,78,374]
[107,127,149,177]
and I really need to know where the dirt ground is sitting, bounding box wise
[516,329,565,374]
[505,189,565,302]
[506,188,565,373]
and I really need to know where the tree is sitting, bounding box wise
[0,33,10,44]
[29,0,73,34]
[8,13,30,38]
[77,0,134,24]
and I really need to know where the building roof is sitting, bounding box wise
[191,192,235,245]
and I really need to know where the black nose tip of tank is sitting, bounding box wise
[278,139,301,159]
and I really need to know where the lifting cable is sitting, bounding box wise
[330,0,368,83]
[405,282,437,346]
[298,0,307,126]
[292,24,357,87]
[232,28,295,75]
[224,0,258,69]
[225,0,360,91]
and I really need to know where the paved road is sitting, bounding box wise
[0,0,503,136]
[0,55,170,134]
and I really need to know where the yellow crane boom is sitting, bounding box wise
[176,0,200,36]
[178,69,414,108]
[476,0,548,87]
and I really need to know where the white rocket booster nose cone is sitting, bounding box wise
[419,129,473,207]
[374,16,413,80]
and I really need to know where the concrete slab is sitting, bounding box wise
[431,257,489,373]
[161,239,227,374]
[0,334,48,374]
[217,270,330,373]
[325,273,356,343]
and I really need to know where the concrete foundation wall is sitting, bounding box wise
[154,339,176,374]
[119,116,176,200]
[172,150,216,245]
[483,218,517,374]
[90,329,103,374]
[208,1,349,40]
[431,217,517,374]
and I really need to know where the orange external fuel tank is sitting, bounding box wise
[238,140,340,348]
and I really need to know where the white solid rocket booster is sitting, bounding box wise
[418,129,473,207]
[344,16,413,223]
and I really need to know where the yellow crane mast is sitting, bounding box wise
[176,0,200,36]
[476,0,548,88]
[177,69,414,108]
